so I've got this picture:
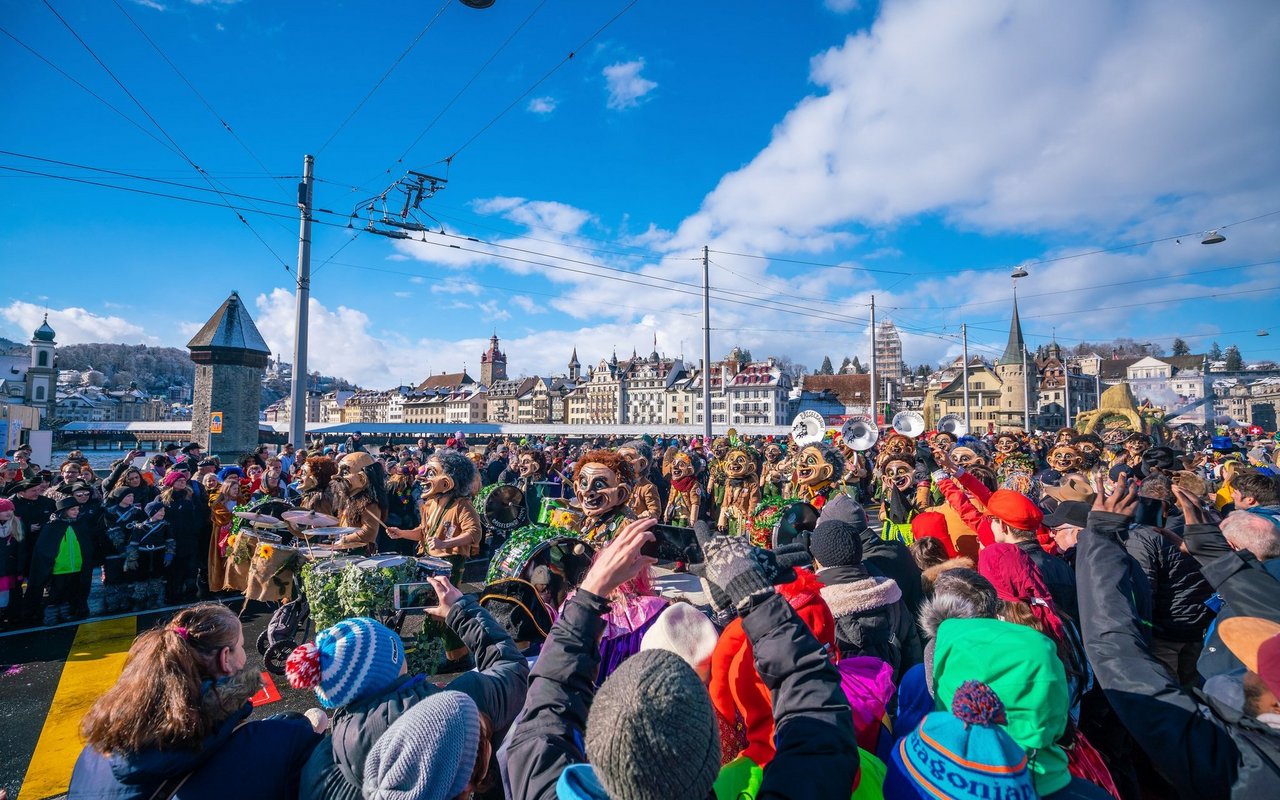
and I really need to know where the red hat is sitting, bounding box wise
[0,497,14,514]
[911,512,957,558]
[985,489,1043,532]
[978,543,1065,643]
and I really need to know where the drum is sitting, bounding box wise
[296,544,341,562]
[103,554,127,586]
[300,553,418,631]
[747,499,819,550]
[476,483,524,532]
[222,530,281,592]
[136,545,167,580]
[486,525,596,612]
[245,542,299,603]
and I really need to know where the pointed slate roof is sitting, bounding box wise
[187,291,270,354]
[1000,298,1027,366]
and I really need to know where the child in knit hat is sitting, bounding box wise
[286,616,407,709]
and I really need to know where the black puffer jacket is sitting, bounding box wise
[1119,523,1214,642]
[1079,510,1280,799]
[1014,539,1080,622]
[299,596,529,800]
[816,564,922,680]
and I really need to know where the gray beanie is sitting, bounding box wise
[585,649,720,800]
[363,691,481,800]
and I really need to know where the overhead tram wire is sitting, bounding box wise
[441,0,643,163]
[709,259,871,311]
[109,0,292,200]
[4,166,892,329]
[39,0,295,275]
[357,0,552,193]
[707,248,909,276]
[315,0,453,156]
[0,25,183,160]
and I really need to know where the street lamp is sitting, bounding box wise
[1201,230,1226,245]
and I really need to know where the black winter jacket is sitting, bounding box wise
[299,596,529,800]
[1119,522,1214,641]
[503,588,859,800]
[816,564,922,680]
[1078,510,1280,799]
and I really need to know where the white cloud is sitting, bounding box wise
[430,278,483,295]
[527,96,557,114]
[510,295,546,315]
[603,59,658,110]
[131,0,167,10]
[393,291,413,298]
[1,301,155,345]
[215,22,226,31]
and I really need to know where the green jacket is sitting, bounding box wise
[933,617,1070,796]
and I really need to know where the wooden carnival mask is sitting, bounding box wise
[517,452,544,479]
[669,452,697,482]
[1124,434,1151,459]
[883,433,915,458]
[335,452,375,493]
[617,447,649,479]
[795,445,837,488]
[1076,437,1102,466]
[882,457,915,491]
[1055,428,1077,447]
[574,461,631,519]
[995,434,1019,455]
[723,447,758,480]
[950,446,983,469]
[420,456,456,498]
[932,432,957,453]
[1047,444,1083,473]
[764,444,783,463]
[711,438,730,459]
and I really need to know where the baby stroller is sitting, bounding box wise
[258,592,312,675]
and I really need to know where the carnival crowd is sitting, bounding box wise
[2,424,1280,800]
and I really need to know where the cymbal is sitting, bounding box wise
[233,511,286,527]
[300,526,361,539]
[281,509,340,527]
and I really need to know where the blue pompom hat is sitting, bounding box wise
[890,681,1035,800]
[286,617,404,708]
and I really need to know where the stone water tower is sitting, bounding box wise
[188,291,270,459]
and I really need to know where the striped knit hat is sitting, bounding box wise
[286,617,404,708]
[889,681,1034,800]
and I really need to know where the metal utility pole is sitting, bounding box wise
[961,323,971,431]
[1022,341,1031,432]
[869,295,878,426]
[289,155,314,450]
[702,245,712,442]
[1064,361,1072,430]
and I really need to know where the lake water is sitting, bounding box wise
[51,448,142,471]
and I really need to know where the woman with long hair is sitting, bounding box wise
[206,477,242,592]
[69,604,320,797]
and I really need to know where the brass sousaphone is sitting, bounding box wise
[840,414,879,451]
[891,410,927,439]
[936,414,968,438]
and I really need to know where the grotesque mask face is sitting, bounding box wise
[995,435,1018,454]
[420,457,455,498]
[1048,445,1083,473]
[712,440,729,459]
[933,432,957,453]
[518,453,543,479]
[724,449,756,480]
[795,445,835,488]
[883,458,915,491]
[335,452,373,495]
[575,462,630,518]
[1056,429,1076,447]
[885,434,914,458]
[300,462,319,491]
[1077,440,1100,466]
[764,444,782,463]
[1125,436,1150,459]
[951,447,980,469]
[617,448,647,480]
[669,454,695,482]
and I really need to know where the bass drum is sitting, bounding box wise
[485,525,595,611]
[746,499,820,550]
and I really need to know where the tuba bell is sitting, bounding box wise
[937,414,968,437]
[840,414,879,451]
[891,410,927,439]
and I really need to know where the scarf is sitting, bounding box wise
[886,484,915,524]
[672,475,697,493]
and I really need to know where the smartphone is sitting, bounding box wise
[393,581,439,611]
[641,524,705,564]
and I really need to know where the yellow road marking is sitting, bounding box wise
[23,617,136,799]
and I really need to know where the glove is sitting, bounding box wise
[694,521,772,611]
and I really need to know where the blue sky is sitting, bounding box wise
[2,0,1278,387]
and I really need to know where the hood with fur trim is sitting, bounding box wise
[818,574,902,618]
[921,557,975,592]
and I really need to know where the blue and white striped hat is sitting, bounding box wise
[286,617,404,709]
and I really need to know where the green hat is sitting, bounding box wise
[933,617,1070,796]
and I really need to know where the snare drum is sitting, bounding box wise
[244,542,299,603]
[222,530,282,592]
[295,544,340,562]
[485,525,595,589]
